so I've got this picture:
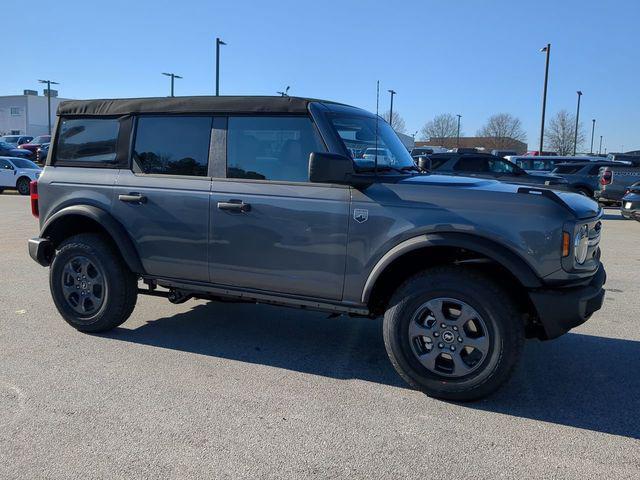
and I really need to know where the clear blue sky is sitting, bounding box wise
[8,0,639,151]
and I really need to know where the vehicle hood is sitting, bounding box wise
[396,174,600,219]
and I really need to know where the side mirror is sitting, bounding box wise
[308,152,355,184]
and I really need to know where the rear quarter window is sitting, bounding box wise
[55,118,119,164]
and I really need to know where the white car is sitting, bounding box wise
[362,147,393,165]
[0,156,42,195]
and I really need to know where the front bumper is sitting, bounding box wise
[528,263,606,339]
[28,237,53,266]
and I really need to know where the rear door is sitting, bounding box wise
[112,116,213,282]
[0,159,15,187]
[208,115,350,300]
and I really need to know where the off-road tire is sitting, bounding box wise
[383,266,524,401]
[50,233,138,332]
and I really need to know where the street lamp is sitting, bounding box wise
[388,89,396,129]
[573,90,582,155]
[38,79,59,136]
[456,114,462,147]
[216,37,227,96]
[162,72,182,97]
[599,135,603,155]
[590,119,596,154]
[277,86,290,97]
[538,44,551,154]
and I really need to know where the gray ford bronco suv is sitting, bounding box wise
[28,96,606,401]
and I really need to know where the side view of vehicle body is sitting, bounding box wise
[18,135,51,159]
[595,155,640,205]
[506,155,604,174]
[0,135,33,147]
[621,182,640,220]
[0,156,41,194]
[28,96,605,401]
[422,152,569,188]
[0,141,33,159]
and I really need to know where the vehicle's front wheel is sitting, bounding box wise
[50,233,138,332]
[16,177,31,195]
[383,266,524,401]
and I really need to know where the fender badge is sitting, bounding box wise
[353,208,369,223]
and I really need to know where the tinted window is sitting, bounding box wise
[227,116,325,182]
[453,156,490,172]
[9,159,38,169]
[0,159,12,169]
[554,165,583,174]
[488,159,517,173]
[134,116,212,176]
[56,119,119,164]
[588,165,604,175]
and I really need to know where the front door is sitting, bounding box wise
[112,115,213,282]
[208,116,350,300]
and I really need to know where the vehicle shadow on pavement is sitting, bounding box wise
[106,302,639,439]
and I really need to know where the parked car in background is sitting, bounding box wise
[524,150,558,156]
[0,157,42,195]
[507,155,602,173]
[422,152,569,188]
[551,161,625,198]
[595,156,640,205]
[362,147,393,165]
[491,149,518,158]
[18,135,51,158]
[621,182,640,220]
[0,141,34,159]
[36,143,50,165]
[410,146,448,158]
[0,135,33,147]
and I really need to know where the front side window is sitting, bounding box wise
[0,159,12,169]
[227,116,325,182]
[488,159,517,173]
[9,159,38,169]
[453,156,490,172]
[329,114,414,170]
[55,119,119,164]
[133,116,212,176]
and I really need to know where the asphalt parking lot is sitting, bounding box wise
[1,193,638,479]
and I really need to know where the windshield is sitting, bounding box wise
[10,158,39,169]
[329,114,415,170]
[0,142,15,149]
[32,135,50,144]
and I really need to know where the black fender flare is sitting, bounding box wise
[361,232,542,303]
[41,205,145,274]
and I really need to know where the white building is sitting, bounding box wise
[0,90,72,136]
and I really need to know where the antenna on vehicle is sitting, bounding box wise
[375,80,379,176]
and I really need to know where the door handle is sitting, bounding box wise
[217,200,251,212]
[118,193,147,204]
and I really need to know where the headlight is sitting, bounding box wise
[574,224,589,264]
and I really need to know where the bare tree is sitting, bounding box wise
[477,113,527,149]
[382,110,406,133]
[419,114,459,148]
[545,110,585,155]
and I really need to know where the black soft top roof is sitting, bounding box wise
[57,96,345,117]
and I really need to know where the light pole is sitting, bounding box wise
[216,37,227,96]
[456,114,462,147]
[162,72,182,97]
[590,119,596,154]
[573,90,582,155]
[277,86,290,97]
[388,89,396,129]
[38,79,59,136]
[599,135,603,155]
[539,44,551,154]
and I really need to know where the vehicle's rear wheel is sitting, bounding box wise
[16,177,30,195]
[383,266,524,401]
[50,233,138,332]
[575,187,592,197]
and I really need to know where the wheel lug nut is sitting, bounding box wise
[458,337,463,342]
[450,346,456,351]
[76,285,80,289]
[440,323,446,328]
[433,332,439,337]
[452,326,458,331]
[438,343,444,349]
